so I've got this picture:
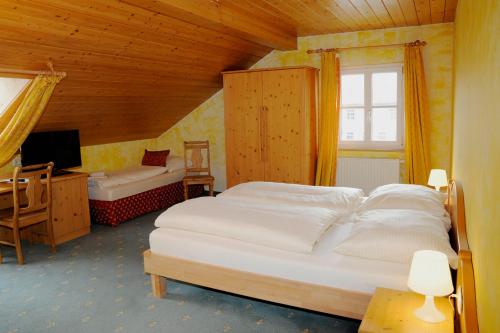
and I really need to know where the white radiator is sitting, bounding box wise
[336,157,400,193]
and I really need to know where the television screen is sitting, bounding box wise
[21,130,82,171]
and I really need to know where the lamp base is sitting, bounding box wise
[414,295,446,323]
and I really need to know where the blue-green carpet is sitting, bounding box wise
[0,211,360,333]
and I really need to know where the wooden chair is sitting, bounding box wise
[183,141,214,200]
[0,162,55,264]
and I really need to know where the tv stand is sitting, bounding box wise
[52,169,74,177]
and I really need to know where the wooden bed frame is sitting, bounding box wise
[143,180,479,332]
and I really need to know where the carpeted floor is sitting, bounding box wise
[0,211,360,333]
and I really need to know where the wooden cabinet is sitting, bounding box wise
[358,288,453,333]
[44,172,91,244]
[223,66,318,188]
[0,172,91,245]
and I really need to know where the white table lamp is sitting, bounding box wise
[407,250,454,323]
[428,169,448,191]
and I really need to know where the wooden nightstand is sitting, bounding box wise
[359,288,453,333]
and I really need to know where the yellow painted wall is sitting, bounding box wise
[452,1,500,332]
[79,138,156,173]
[154,23,454,190]
[153,90,226,189]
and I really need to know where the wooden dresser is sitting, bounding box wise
[223,66,318,188]
[0,172,91,245]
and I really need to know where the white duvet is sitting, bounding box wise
[218,181,365,211]
[154,196,342,254]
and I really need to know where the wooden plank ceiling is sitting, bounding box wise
[0,0,456,146]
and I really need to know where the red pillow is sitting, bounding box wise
[142,149,170,167]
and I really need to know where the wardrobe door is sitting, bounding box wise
[262,68,310,184]
[224,71,265,188]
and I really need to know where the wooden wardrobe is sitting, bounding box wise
[223,66,318,188]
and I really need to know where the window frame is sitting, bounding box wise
[339,64,404,151]
[0,76,31,116]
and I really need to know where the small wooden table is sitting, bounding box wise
[358,288,453,333]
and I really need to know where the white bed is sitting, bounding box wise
[149,224,410,294]
[87,156,204,226]
[88,169,185,201]
[144,181,461,320]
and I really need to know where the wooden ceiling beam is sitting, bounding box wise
[119,0,297,50]
[17,0,271,57]
[0,1,268,62]
[47,95,207,104]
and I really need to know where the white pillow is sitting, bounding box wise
[370,183,444,199]
[359,183,447,216]
[335,209,457,268]
[353,208,451,230]
[166,155,185,173]
[218,182,365,211]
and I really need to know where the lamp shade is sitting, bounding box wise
[428,169,448,189]
[407,250,453,297]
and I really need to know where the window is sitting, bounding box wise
[0,77,30,115]
[339,65,403,150]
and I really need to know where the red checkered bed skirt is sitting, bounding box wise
[89,181,204,227]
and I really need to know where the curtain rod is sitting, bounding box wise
[306,40,427,54]
[0,62,66,77]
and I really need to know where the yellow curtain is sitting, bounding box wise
[0,75,63,167]
[404,43,431,185]
[315,51,341,186]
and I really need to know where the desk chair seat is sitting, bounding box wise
[0,208,50,228]
[183,175,215,183]
[0,163,55,265]
[182,141,215,200]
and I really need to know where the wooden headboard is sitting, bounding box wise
[447,180,479,333]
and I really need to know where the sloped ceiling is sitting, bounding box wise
[0,0,456,146]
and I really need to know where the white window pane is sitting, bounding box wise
[341,108,364,141]
[341,74,364,106]
[371,107,397,141]
[0,78,30,114]
[372,72,397,105]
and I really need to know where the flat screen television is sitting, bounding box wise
[21,130,82,174]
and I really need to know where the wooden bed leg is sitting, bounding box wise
[151,274,166,298]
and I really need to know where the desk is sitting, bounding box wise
[0,172,91,245]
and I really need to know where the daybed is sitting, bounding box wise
[144,181,478,333]
[88,156,203,226]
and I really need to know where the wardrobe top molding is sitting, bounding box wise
[222,66,319,75]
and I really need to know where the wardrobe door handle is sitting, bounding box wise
[259,106,264,162]
[260,106,268,163]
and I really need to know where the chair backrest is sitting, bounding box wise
[183,141,211,176]
[12,162,54,220]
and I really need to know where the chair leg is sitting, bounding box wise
[46,219,56,254]
[12,227,24,265]
[209,182,214,197]
[0,246,3,264]
[183,183,189,201]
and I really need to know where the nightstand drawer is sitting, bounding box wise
[359,288,453,333]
